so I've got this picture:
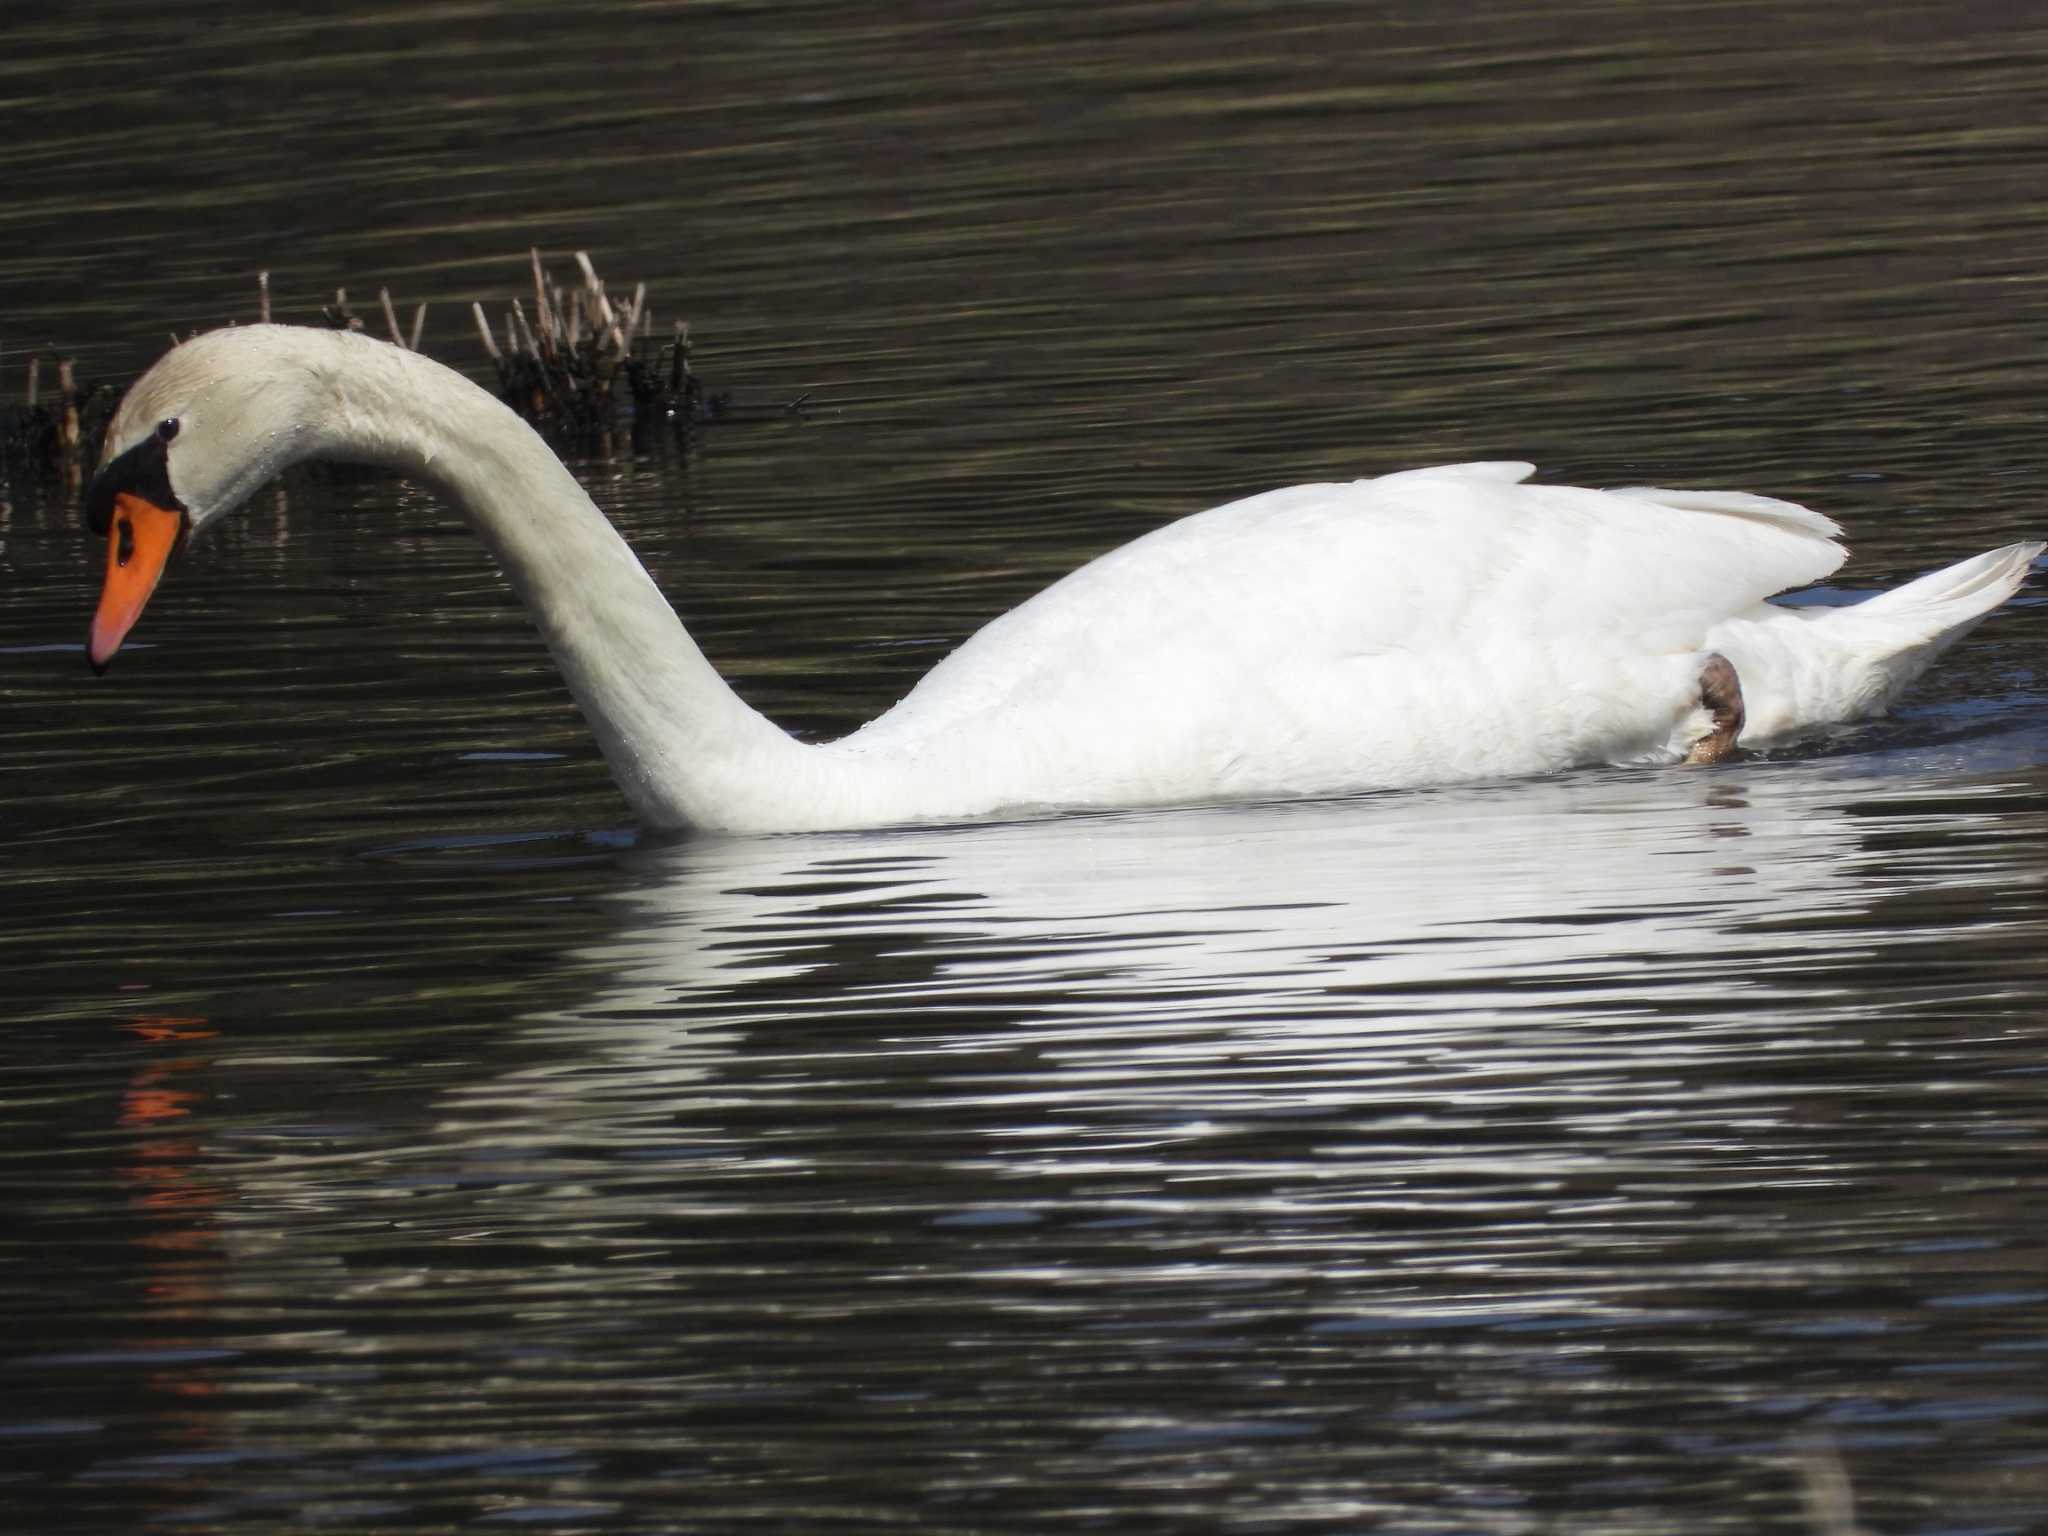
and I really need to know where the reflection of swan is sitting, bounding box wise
[489,764,2036,1104]
[84,326,2039,833]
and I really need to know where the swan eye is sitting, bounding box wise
[156,417,180,443]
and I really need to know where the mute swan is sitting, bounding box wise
[84,325,2039,835]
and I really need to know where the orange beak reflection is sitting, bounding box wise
[89,492,183,674]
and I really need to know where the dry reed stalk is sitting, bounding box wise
[618,281,646,353]
[472,302,502,363]
[573,251,621,353]
[510,298,541,359]
[378,288,404,348]
[529,248,555,360]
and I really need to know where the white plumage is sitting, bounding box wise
[87,327,2039,834]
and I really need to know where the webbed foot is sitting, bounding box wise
[1683,652,1745,765]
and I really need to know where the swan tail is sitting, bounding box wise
[1712,541,2038,742]
[1828,539,2042,702]
[1849,541,2042,628]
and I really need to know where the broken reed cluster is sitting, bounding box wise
[3,249,720,480]
[344,249,720,445]
[467,249,717,444]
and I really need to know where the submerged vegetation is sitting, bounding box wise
[1,249,731,485]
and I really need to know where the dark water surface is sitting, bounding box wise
[5,3,2048,1532]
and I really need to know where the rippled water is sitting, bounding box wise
[4,3,2048,1532]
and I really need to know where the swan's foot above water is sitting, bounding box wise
[1684,652,1746,765]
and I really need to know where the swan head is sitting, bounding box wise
[83,326,324,672]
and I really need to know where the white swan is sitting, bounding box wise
[84,325,2040,835]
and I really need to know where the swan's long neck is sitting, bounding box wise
[292,332,824,831]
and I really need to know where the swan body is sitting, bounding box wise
[84,325,2040,834]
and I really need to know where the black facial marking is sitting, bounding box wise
[84,427,185,536]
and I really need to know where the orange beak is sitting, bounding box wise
[88,492,184,674]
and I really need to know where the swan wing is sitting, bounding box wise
[814,463,1854,816]
[854,463,1845,744]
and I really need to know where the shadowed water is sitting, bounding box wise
[4,2,2048,1532]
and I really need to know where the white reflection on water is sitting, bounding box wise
[143,759,2048,1535]
[471,760,2037,1132]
